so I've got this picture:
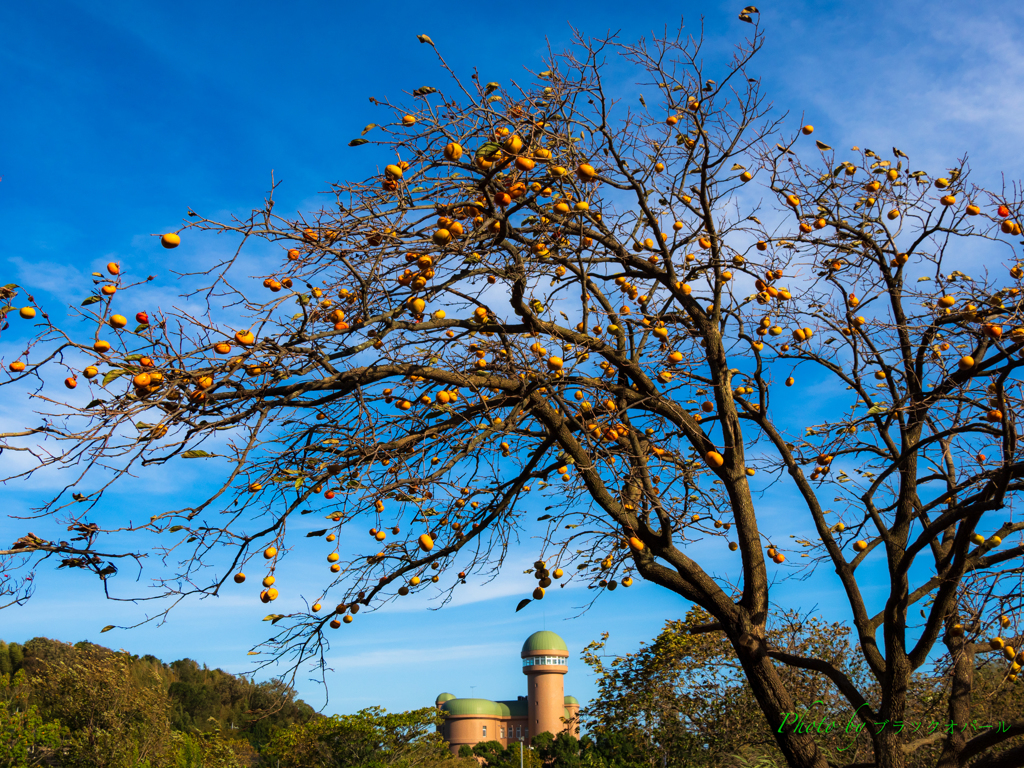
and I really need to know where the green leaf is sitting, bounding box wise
[100,625,115,633]
[361,123,378,135]
[515,599,531,613]
[81,295,102,306]
[476,142,500,159]
[537,514,552,521]
[263,614,286,622]
[86,399,104,409]
[169,525,184,532]
[349,138,369,147]
[102,369,126,387]
[306,529,327,537]
[182,450,212,458]
[134,324,149,333]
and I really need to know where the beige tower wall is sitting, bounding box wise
[526,668,565,743]
[565,703,580,737]
[445,715,518,754]
[508,717,527,740]
[447,716,486,752]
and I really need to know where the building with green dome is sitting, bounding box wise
[435,631,579,753]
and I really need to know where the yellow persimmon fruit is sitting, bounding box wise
[576,163,597,181]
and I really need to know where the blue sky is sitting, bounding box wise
[3,0,1024,717]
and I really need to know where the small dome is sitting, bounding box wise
[522,630,568,655]
[441,698,503,717]
[564,695,579,706]
[435,692,456,704]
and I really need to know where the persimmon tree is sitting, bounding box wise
[2,14,1024,768]
[580,608,958,767]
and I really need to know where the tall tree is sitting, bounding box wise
[2,14,1024,768]
[534,731,582,768]
[0,671,66,768]
[580,607,961,767]
[28,644,173,768]
[6,645,23,678]
[261,706,457,768]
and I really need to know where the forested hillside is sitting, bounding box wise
[1,636,470,767]
[1,636,312,766]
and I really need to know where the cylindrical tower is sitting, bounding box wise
[521,630,569,744]
[563,696,580,737]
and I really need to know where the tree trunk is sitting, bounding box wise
[736,646,830,768]
[936,633,974,768]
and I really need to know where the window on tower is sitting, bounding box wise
[522,655,567,667]
[517,725,522,739]
[501,726,506,738]
[483,726,487,737]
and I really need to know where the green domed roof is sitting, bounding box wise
[564,695,579,706]
[522,630,568,654]
[441,698,503,717]
[435,692,456,704]
[496,699,528,717]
